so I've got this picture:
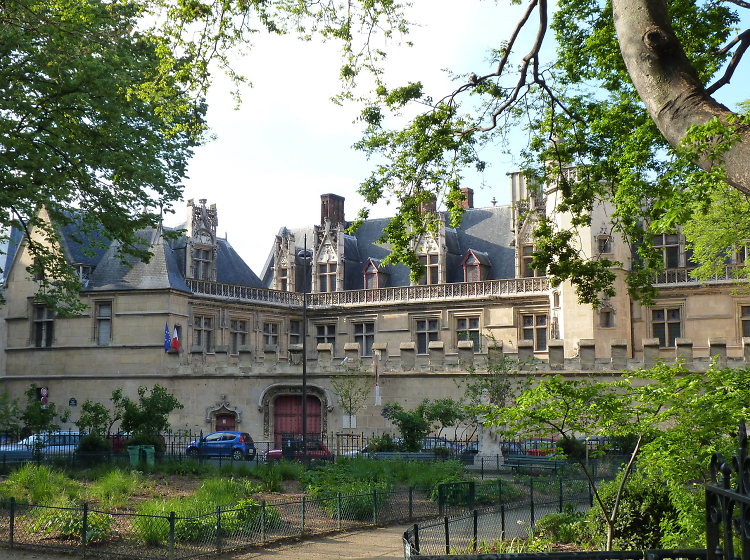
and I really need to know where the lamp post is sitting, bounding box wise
[298,236,312,465]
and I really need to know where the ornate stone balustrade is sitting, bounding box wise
[186,277,550,309]
[654,265,748,286]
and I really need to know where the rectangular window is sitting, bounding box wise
[316,324,336,346]
[193,248,211,280]
[653,234,680,268]
[319,263,337,293]
[230,319,247,354]
[279,268,288,291]
[522,313,547,351]
[416,318,439,354]
[598,236,612,254]
[521,245,536,277]
[96,303,112,346]
[263,322,279,348]
[418,254,439,285]
[289,320,302,345]
[652,307,681,348]
[364,263,378,289]
[599,310,613,328]
[457,317,480,352]
[465,265,480,282]
[33,306,54,347]
[194,316,214,351]
[743,306,750,339]
[354,322,375,356]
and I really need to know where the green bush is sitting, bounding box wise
[585,471,676,550]
[535,503,586,543]
[368,433,400,452]
[78,434,113,453]
[556,437,586,459]
[31,501,114,544]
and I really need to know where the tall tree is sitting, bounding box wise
[349,0,749,303]
[1,0,409,311]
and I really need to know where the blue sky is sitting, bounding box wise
[174,0,749,275]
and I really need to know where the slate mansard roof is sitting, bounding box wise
[261,204,516,290]
[4,212,263,293]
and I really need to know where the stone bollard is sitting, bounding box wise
[709,337,727,368]
[675,338,693,363]
[642,338,660,366]
[548,340,564,369]
[578,339,596,369]
[457,340,474,368]
[428,341,445,368]
[517,340,534,363]
[610,339,628,370]
[400,342,416,371]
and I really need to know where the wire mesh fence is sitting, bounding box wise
[0,486,441,559]
[404,472,617,557]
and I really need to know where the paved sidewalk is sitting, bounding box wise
[0,524,411,560]
[224,523,410,560]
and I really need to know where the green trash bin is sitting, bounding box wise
[142,445,155,465]
[128,445,155,465]
[128,445,141,465]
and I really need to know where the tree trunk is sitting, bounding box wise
[612,0,750,193]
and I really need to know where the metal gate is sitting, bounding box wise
[273,395,321,444]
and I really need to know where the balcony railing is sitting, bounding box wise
[186,277,550,309]
[654,264,749,286]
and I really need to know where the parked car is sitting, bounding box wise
[186,431,256,461]
[420,437,460,455]
[520,438,556,456]
[262,439,333,462]
[0,431,81,460]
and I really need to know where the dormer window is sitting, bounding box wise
[365,262,378,289]
[462,250,491,283]
[362,258,388,289]
[279,268,288,291]
[193,248,211,280]
[419,254,439,285]
[319,263,337,292]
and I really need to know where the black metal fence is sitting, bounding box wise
[405,474,602,556]
[0,486,439,559]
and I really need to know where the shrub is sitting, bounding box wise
[585,471,677,550]
[535,503,586,543]
[31,500,114,544]
[368,433,400,452]
[555,437,586,460]
[88,469,144,509]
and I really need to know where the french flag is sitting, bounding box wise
[170,327,180,352]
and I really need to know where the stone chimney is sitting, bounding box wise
[460,188,474,209]
[419,194,437,214]
[320,193,345,226]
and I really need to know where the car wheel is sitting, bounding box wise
[187,448,198,457]
[232,449,244,461]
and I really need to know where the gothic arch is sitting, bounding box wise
[258,384,333,438]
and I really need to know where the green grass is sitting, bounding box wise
[87,469,145,509]
[0,464,81,505]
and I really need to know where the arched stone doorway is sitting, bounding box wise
[206,395,242,432]
[259,384,331,442]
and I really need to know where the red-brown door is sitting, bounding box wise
[216,414,236,431]
[274,395,321,445]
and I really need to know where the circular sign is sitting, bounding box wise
[41,396,48,405]
[40,387,48,397]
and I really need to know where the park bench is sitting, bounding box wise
[503,455,571,474]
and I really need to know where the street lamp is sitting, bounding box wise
[298,236,312,464]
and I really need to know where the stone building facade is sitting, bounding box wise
[1,176,750,443]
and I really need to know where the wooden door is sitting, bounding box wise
[274,395,321,445]
[216,414,236,431]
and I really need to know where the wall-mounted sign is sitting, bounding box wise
[69,398,77,407]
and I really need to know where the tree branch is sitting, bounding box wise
[612,0,750,194]
[706,30,750,95]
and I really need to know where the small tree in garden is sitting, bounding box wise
[75,400,112,436]
[119,385,183,451]
[484,362,750,550]
[424,398,466,440]
[21,383,69,436]
[381,402,431,451]
[331,372,373,431]
[0,391,21,438]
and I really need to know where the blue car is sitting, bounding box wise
[186,431,256,461]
